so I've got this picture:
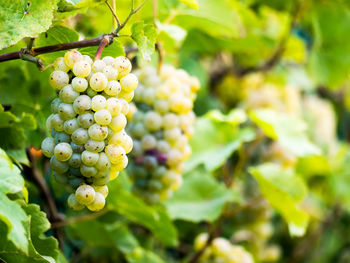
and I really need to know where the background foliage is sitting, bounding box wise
[1,0,350,262]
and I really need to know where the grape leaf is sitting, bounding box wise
[125,247,165,263]
[249,163,309,236]
[131,22,157,61]
[178,0,199,9]
[57,0,104,12]
[165,167,239,222]
[80,40,125,59]
[0,0,57,50]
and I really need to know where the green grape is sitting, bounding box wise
[166,149,182,167]
[94,109,112,126]
[91,95,107,111]
[131,111,144,123]
[84,139,105,153]
[86,192,105,211]
[109,130,133,154]
[105,80,121,97]
[53,171,68,184]
[143,155,158,171]
[71,128,89,145]
[161,170,177,187]
[41,137,55,158]
[92,60,106,72]
[103,65,118,80]
[102,56,114,66]
[81,150,99,166]
[67,193,84,211]
[153,166,167,179]
[118,90,134,103]
[50,156,69,173]
[51,98,61,113]
[83,55,93,65]
[51,114,65,132]
[148,180,163,191]
[59,85,79,104]
[95,169,109,178]
[105,145,126,165]
[112,56,132,78]
[120,99,130,115]
[89,72,108,91]
[73,60,91,78]
[144,192,161,204]
[64,118,79,134]
[109,114,127,132]
[80,165,98,178]
[106,98,122,117]
[75,184,95,205]
[143,88,156,105]
[93,185,108,198]
[162,113,179,129]
[73,95,92,114]
[164,128,182,143]
[54,142,73,162]
[53,57,70,72]
[68,177,84,188]
[120,73,138,92]
[95,152,111,170]
[58,103,76,120]
[173,135,188,151]
[141,134,157,150]
[143,111,162,131]
[64,50,83,68]
[55,132,71,144]
[92,174,110,186]
[86,87,97,97]
[77,112,95,128]
[88,124,108,141]
[131,140,143,157]
[49,70,69,90]
[70,141,84,153]
[71,77,88,92]
[156,140,171,153]
[154,99,169,114]
[131,122,147,139]
[68,153,82,168]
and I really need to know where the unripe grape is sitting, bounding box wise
[106,98,122,116]
[88,124,108,141]
[82,55,93,65]
[91,95,107,111]
[55,132,71,144]
[162,113,179,129]
[64,118,79,134]
[103,65,118,80]
[53,57,70,72]
[112,56,131,77]
[194,233,209,251]
[80,165,98,178]
[73,60,91,78]
[51,98,61,114]
[102,56,114,65]
[92,60,106,72]
[143,156,158,171]
[53,172,68,184]
[81,150,99,166]
[130,122,147,139]
[110,166,120,180]
[50,156,69,173]
[167,149,182,167]
[118,90,134,103]
[41,137,55,158]
[164,128,182,143]
[71,128,89,145]
[120,99,130,115]
[94,109,112,125]
[77,112,95,128]
[109,114,127,132]
[70,141,84,153]
[95,152,111,171]
[58,103,76,120]
[110,154,128,171]
[105,80,121,96]
[86,87,97,97]
[154,99,169,114]
[71,77,88,92]
[51,114,65,132]
[144,111,162,131]
[141,134,157,150]
[143,88,156,105]
[92,175,110,186]
[109,130,133,154]
[93,185,108,198]
[73,95,91,114]
[64,50,83,68]
[54,142,73,162]
[84,139,105,153]
[105,145,126,165]
[120,73,138,92]
[90,72,108,91]
[156,140,171,154]
[49,71,69,90]
[75,184,95,205]
[68,153,82,168]
[67,193,84,211]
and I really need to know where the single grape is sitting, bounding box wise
[49,70,69,90]
[73,95,91,114]
[68,153,82,168]
[106,98,122,117]
[130,122,147,139]
[71,77,88,92]
[73,60,91,78]
[41,137,55,158]
[109,130,133,154]
[53,57,70,72]
[105,80,121,97]
[162,113,179,129]
[86,87,97,97]
[120,73,138,92]
[64,118,79,134]
[103,65,118,80]
[83,55,93,65]
[120,99,130,115]
[67,193,84,211]
[92,175,110,186]
[51,114,65,132]
[89,72,108,92]
[58,103,76,120]
[86,192,105,211]
[118,90,134,103]
[71,128,89,145]
[53,171,68,184]
[156,140,171,153]
[102,56,114,65]
[85,139,105,153]
[143,155,158,171]
[141,134,157,150]
[77,112,95,128]
[95,152,111,170]
[88,124,108,141]
[59,85,79,104]
[93,185,108,198]
[144,111,162,131]
[130,140,143,157]
[94,109,112,125]
[152,165,167,179]
[75,184,95,205]
[112,56,132,78]
[64,50,83,68]
[164,128,182,143]
[105,145,126,165]
[143,88,156,105]
[109,114,127,132]
[80,165,98,178]
[55,132,71,144]
[50,156,69,173]
[54,142,73,162]
[51,98,61,114]
[81,150,99,166]
[92,60,106,72]
[70,141,85,153]
[68,177,84,188]
[166,149,182,167]
[91,95,107,111]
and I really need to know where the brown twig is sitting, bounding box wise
[106,0,121,29]
[155,42,164,72]
[51,209,108,228]
[94,35,111,61]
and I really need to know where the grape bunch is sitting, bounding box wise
[126,65,200,203]
[194,233,254,263]
[41,50,137,212]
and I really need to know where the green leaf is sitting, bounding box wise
[0,0,57,49]
[131,22,157,61]
[0,148,24,194]
[125,247,165,263]
[57,0,104,12]
[249,163,309,236]
[108,178,178,247]
[80,40,125,59]
[178,0,199,9]
[36,26,79,64]
[165,167,239,222]
[250,109,321,157]
[186,116,256,172]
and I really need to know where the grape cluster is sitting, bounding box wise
[42,50,137,211]
[194,234,254,263]
[126,65,200,203]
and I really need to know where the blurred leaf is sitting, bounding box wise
[165,167,239,222]
[131,22,157,61]
[125,247,165,263]
[0,0,57,49]
[178,0,199,9]
[250,109,321,157]
[249,163,309,236]
[80,40,125,59]
[57,0,104,12]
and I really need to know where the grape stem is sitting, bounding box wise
[94,35,112,61]
[51,209,108,228]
